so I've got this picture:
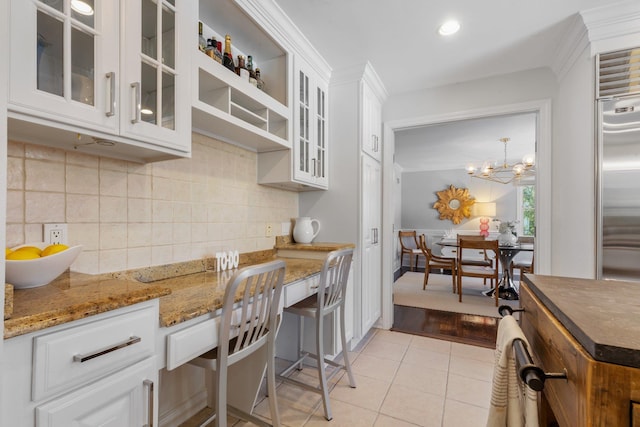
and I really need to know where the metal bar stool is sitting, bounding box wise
[277,248,356,421]
[187,260,286,427]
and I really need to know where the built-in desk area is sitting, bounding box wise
[2,243,353,426]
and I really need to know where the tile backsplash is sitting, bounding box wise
[6,133,298,274]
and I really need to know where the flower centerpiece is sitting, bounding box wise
[495,219,518,246]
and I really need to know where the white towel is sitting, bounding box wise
[486,314,539,427]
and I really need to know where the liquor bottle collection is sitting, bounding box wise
[198,21,264,91]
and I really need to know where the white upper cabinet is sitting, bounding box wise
[9,0,119,132]
[292,54,328,188]
[8,0,191,162]
[120,0,190,152]
[252,0,331,191]
[361,80,382,161]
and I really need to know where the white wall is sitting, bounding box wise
[552,45,596,278]
[385,67,558,123]
[400,169,517,231]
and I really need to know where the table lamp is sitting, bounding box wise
[473,202,496,237]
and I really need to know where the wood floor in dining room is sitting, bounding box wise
[391,305,498,349]
[391,269,499,348]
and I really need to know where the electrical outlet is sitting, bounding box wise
[265,224,273,237]
[44,223,68,245]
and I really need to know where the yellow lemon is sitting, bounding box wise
[5,248,12,257]
[14,246,42,256]
[7,250,41,260]
[42,244,69,257]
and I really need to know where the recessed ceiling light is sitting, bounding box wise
[71,0,94,16]
[438,20,460,36]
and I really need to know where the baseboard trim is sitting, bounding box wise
[159,389,207,427]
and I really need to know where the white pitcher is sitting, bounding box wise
[293,217,321,243]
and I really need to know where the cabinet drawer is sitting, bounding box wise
[283,274,319,307]
[32,304,156,401]
[633,402,640,427]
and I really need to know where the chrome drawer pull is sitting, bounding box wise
[73,336,141,363]
[143,379,154,427]
[105,72,116,117]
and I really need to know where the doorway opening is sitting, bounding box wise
[380,99,552,331]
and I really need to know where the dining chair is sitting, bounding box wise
[187,260,286,427]
[399,230,425,272]
[510,236,535,281]
[457,238,500,306]
[456,234,495,286]
[277,248,355,421]
[418,234,457,292]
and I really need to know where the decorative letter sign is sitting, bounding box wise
[215,250,240,272]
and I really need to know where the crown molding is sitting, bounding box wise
[550,14,590,83]
[234,0,332,79]
[330,62,388,102]
[581,0,640,55]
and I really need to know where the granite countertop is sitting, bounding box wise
[523,274,640,369]
[157,256,324,327]
[4,274,171,339]
[275,241,355,251]
[4,252,327,339]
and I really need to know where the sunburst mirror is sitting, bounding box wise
[433,185,475,224]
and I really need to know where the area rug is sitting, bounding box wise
[393,271,519,318]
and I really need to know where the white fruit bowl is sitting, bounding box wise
[6,243,83,289]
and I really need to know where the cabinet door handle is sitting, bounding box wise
[143,379,154,427]
[106,72,116,117]
[312,158,317,177]
[131,82,141,124]
[73,336,141,363]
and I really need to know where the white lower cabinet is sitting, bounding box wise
[36,357,156,427]
[1,300,159,427]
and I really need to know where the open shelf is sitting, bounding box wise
[193,0,290,151]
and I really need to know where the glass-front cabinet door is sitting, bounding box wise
[314,81,328,187]
[9,0,119,132]
[121,0,190,152]
[293,55,329,188]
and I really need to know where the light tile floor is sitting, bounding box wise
[233,328,495,427]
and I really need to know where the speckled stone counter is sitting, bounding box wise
[4,273,170,339]
[274,236,355,259]
[157,256,324,327]
[4,252,328,338]
[4,284,13,320]
[523,274,640,368]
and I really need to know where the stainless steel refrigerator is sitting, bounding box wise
[597,96,640,281]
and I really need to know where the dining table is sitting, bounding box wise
[437,238,534,300]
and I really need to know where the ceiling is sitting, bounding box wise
[394,112,537,172]
[274,0,623,171]
[274,0,624,96]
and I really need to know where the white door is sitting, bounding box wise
[36,358,156,427]
[361,154,382,335]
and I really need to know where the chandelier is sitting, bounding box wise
[465,137,535,184]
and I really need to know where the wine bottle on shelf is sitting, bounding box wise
[237,55,249,79]
[205,38,214,59]
[198,21,206,53]
[223,35,235,72]
[247,55,257,86]
[255,68,264,90]
[214,40,224,64]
